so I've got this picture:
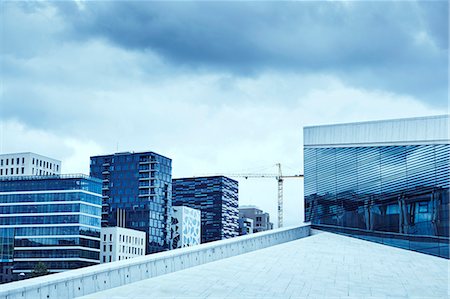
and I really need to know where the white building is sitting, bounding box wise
[238,217,254,235]
[100,227,146,263]
[0,152,61,177]
[171,206,201,249]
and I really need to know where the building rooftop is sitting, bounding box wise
[77,231,448,298]
[304,114,449,147]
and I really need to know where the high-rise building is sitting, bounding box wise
[172,176,239,243]
[0,152,61,178]
[239,205,273,233]
[170,206,201,249]
[90,151,172,254]
[0,174,102,283]
[304,115,449,258]
[100,227,146,263]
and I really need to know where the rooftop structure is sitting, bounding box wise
[0,152,61,178]
[304,115,450,258]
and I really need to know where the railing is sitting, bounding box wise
[0,224,310,299]
[0,174,101,183]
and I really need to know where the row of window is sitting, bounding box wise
[0,193,101,205]
[0,203,100,216]
[0,214,100,226]
[14,248,100,259]
[102,244,143,255]
[0,167,24,176]
[13,226,100,238]
[102,233,144,245]
[0,157,59,171]
[15,237,100,249]
[0,157,25,167]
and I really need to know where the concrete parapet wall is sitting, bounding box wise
[1,224,310,299]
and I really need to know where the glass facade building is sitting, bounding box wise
[304,115,449,258]
[90,151,172,254]
[0,174,102,283]
[172,176,239,243]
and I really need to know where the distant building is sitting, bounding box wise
[170,206,201,249]
[0,152,61,177]
[238,217,254,235]
[172,176,239,243]
[0,174,102,283]
[239,206,273,233]
[304,115,449,258]
[100,227,146,263]
[90,151,172,254]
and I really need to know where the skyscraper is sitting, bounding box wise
[90,151,172,253]
[172,176,239,243]
[0,174,102,283]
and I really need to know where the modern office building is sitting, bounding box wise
[0,174,102,283]
[90,151,172,254]
[172,176,239,243]
[170,206,201,249]
[304,115,449,258]
[238,217,254,235]
[0,152,61,178]
[100,227,146,263]
[239,205,273,233]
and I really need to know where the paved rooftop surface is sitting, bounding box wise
[78,231,449,298]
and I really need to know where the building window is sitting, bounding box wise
[11,159,13,165]
[103,256,106,263]
[0,159,3,166]
[103,234,106,241]
[32,158,35,165]
[110,245,113,251]
[103,245,106,251]
[6,159,8,166]
[22,157,25,164]
[0,169,2,175]
[110,234,112,241]
[21,167,24,174]
[109,256,112,262]
[16,158,19,165]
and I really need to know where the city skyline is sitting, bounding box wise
[1,1,448,227]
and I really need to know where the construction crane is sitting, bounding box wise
[209,163,303,228]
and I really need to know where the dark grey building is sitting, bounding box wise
[90,151,172,254]
[239,206,273,234]
[172,176,239,243]
[304,115,449,258]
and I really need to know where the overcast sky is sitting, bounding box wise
[1,1,448,227]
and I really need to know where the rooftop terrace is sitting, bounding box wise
[78,231,448,298]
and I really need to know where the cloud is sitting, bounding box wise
[43,1,448,105]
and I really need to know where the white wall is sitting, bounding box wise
[0,224,310,299]
[304,115,449,148]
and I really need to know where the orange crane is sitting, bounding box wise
[209,163,303,228]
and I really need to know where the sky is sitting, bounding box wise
[0,1,448,227]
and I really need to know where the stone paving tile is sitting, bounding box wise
[78,232,449,299]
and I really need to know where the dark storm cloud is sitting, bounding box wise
[48,1,448,106]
